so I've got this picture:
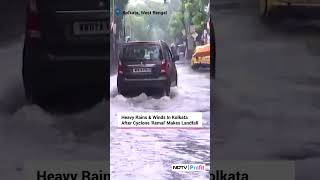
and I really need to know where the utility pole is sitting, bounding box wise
[123,16,126,41]
[184,9,193,60]
[111,0,116,72]
[112,0,114,24]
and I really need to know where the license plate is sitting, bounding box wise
[200,56,210,64]
[73,21,108,35]
[133,68,152,73]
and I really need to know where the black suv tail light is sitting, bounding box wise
[118,61,124,74]
[160,59,168,75]
[26,0,41,39]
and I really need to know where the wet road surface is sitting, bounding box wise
[213,2,320,179]
[110,63,210,180]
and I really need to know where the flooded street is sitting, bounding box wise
[110,63,210,180]
[0,40,108,180]
[213,1,320,179]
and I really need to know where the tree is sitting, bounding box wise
[114,0,129,39]
[168,0,209,37]
[124,0,172,42]
[167,0,209,59]
[183,0,209,33]
[168,12,184,38]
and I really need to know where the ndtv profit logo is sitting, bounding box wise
[171,164,206,172]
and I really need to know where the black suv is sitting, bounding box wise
[22,0,109,104]
[117,41,179,96]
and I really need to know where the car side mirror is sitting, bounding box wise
[173,55,179,62]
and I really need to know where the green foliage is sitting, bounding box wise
[114,0,129,36]
[117,0,209,41]
[192,11,206,32]
[168,12,184,38]
[168,0,209,38]
[125,16,148,41]
[124,0,171,41]
[184,2,193,11]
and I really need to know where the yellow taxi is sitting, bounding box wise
[191,43,210,70]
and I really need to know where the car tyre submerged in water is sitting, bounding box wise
[23,78,34,104]
[118,86,128,96]
[163,81,171,97]
[117,77,127,96]
[22,45,44,104]
[23,49,108,108]
[175,74,178,87]
[22,61,32,103]
[191,64,199,70]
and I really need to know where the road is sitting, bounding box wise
[0,39,210,180]
[212,2,320,179]
[0,40,108,179]
[2,1,319,179]
[110,62,210,180]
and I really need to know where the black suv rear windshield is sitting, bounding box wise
[121,44,162,61]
